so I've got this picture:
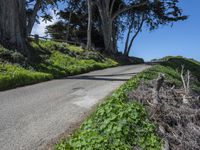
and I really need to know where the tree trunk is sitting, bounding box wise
[100,14,114,52]
[102,21,113,52]
[0,0,29,56]
[95,0,147,54]
[66,12,72,42]
[124,19,134,56]
[112,25,118,54]
[86,0,92,50]
[96,0,114,53]
[124,15,144,56]
[27,0,41,36]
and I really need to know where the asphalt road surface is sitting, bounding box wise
[0,64,150,150]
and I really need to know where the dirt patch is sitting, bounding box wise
[128,79,200,150]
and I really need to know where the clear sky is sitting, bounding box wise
[118,0,200,61]
[33,0,200,61]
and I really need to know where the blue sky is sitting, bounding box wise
[33,0,200,61]
[118,0,200,61]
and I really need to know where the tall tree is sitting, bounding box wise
[123,0,187,56]
[94,0,147,53]
[124,13,144,56]
[93,0,187,55]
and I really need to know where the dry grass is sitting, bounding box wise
[128,77,200,150]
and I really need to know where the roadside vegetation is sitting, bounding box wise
[56,56,200,150]
[0,40,119,91]
[30,40,119,77]
[0,63,52,90]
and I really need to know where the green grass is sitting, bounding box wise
[36,51,118,78]
[66,44,84,53]
[32,40,84,53]
[160,56,200,93]
[55,57,200,150]
[160,56,200,81]
[0,40,118,90]
[0,63,53,90]
[31,40,118,78]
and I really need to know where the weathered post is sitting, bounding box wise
[34,34,39,44]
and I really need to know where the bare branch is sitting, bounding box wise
[153,73,165,104]
[171,85,175,90]
[181,65,191,104]
[156,73,165,92]
[197,96,200,100]
[181,65,187,94]
[186,70,191,95]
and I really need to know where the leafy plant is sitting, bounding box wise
[55,66,164,150]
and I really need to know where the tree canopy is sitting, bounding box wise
[0,0,187,58]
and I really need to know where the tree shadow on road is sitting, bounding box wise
[65,72,137,81]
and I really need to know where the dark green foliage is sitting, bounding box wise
[46,0,105,48]
[0,45,26,64]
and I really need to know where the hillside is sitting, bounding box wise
[0,40,120,91]
[56,57,200,150]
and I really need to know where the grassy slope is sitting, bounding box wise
[0,63,52,90]
[31,40,118,77]
[0,40,118,90]
[56,57,200,150]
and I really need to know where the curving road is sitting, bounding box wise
[0,64,150,150]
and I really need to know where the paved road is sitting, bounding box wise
[0,64,150,150]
